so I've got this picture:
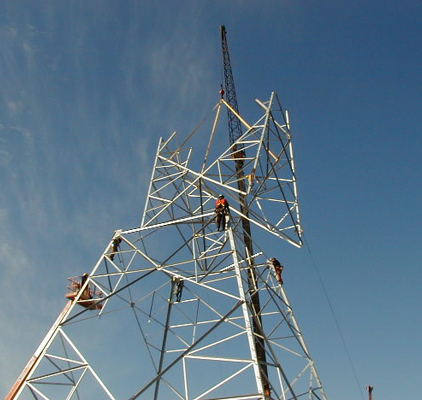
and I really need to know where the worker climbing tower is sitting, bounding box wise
[7,29,328,400]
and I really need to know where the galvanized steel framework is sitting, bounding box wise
[8,93,328,400]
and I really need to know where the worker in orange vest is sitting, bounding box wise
[215,194,230,231]
[270,258,284,286]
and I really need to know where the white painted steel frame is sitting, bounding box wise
[8,93,327,400]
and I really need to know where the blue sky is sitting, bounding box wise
[1,1,421,399]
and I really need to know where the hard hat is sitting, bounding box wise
[218,194,224,199]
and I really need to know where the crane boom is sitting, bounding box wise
[220,25,271,397]
[6,301,74,400]
[220,25,244,146]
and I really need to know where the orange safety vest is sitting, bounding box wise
[216,198,228,208]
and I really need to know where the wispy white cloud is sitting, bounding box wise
[0,6,219,396]
[6,100,24,115]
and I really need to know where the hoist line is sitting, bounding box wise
[303,235,365,400]
[130,304,159,373]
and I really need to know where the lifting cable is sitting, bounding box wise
[303,235,365,400]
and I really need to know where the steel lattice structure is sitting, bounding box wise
[7,92,327,400]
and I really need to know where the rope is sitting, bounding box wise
[303,235,365,400]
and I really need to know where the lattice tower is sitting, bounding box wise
[7,92,327,400]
